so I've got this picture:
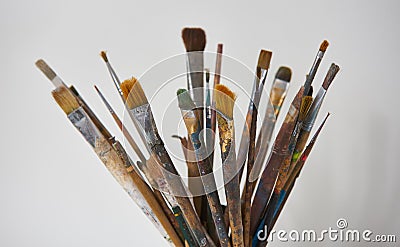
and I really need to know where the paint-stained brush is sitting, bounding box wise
[214,84,244,247]
[303,40,329,95]
[250,87,304,237]
[177,89,230,247]
[251,66,291,182]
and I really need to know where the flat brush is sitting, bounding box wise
[250,87,304,237]
[49,85,181,246]
[303,40,329,95]
[291,63,339,165]
[251,66,291,183]
[182,27,206,128]
[259,113,330,247]
[237,50,273,184]
[241,50,272,247]
[214,85,244,247]
[121,79,212,247]
[178,89,230,247]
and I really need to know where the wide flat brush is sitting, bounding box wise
[214,85,244,247]
[178,89,230,247]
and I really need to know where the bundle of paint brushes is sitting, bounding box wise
[36,27,339,247]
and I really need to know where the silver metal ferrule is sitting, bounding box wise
[303,87,326,131]
[128,104,162,148]
[68,107,101,147]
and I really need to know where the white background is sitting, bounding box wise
[0,0,399,246]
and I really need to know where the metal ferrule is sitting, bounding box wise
[186,52,204,107]
[68,107,101,147]
[303,87,326,131]
[129,104,162,148]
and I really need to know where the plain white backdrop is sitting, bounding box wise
[1,0,399,246]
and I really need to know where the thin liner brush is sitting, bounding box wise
[177,89,230,247]
[94,85,146,163]
[241,50,272,247]
[250,87,304,237]
[251,67,291,183]
[259,113,330,247]
[121,79,212,247]
[94,86,190,243]
[303,40,329,95]
[49,85,182,246]
[214,85,244,247]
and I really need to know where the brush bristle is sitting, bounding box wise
[257,50,272,70]
[322,63,340,90]
[214,84,236,119]
[36,59,57,81]
[121,77,147,109]
[205,68,210,83]
[177,89,196,110]
[100,51,108,62]
[275,66,292,82]
[319,40,329,52]
[299,96,313,121]
[181,27,206,52]
[52,86,80,114]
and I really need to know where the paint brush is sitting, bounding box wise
[94,85,193,244]
[251,96,313,246]
[250,87,304,237]
[240,50,272,246]
[214,85,244,247]
[250,67,291,183]
[291,63,340,165]
[303,40,329,95]
[177,89,230,247]
[46,83,182,246]
[257,113,330,247]
[94,85,146,163]
[237,50,273,185]
[120,78,213,247]
[182,27,206,128]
